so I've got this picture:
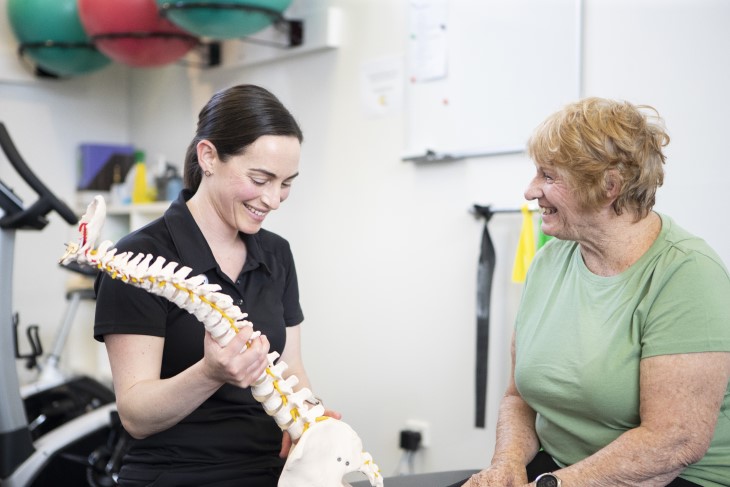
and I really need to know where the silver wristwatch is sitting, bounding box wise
[535,472,562,487]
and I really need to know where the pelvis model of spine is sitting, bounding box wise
[61,196,383,487]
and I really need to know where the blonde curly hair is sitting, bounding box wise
[527,97,669,220]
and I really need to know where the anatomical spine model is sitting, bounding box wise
[61,196,383,487]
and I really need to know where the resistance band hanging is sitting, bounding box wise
[473,204,495,428]
[511,204,536,283]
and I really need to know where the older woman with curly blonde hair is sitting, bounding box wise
[460,98,730,487]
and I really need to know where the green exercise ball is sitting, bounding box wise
[7,0,111,77]
[157,0,293,40]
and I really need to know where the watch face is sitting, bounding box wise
[536,473,560,487]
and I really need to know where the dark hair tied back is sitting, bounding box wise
[183,85,303,191]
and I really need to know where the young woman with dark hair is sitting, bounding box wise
[94,84,335,487]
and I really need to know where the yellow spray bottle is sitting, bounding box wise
[131,150,154,203]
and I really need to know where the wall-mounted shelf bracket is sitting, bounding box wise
[219,3,340,68]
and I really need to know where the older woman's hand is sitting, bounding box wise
[461,459,528,487]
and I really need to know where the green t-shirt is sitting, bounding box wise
[514,214,730,487]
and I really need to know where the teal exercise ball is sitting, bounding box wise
[7,0,111,77]
[157,0,293,40]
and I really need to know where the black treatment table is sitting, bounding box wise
[351,469,479,487]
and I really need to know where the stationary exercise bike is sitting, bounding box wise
[15,261,112,438]
[0,123,126,487]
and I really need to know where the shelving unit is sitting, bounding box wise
[77,201,171,243]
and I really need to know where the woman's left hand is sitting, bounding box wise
[460,461,529,487]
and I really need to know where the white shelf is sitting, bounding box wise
[105,201,171,216]
[77,201,171,243]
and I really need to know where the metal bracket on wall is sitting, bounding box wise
[220,5,341,68]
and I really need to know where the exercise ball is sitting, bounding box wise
[78,0,198,67]
[6,0,111,77]
[157,0,292,40]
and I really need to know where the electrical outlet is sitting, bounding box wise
[404,419,430,448]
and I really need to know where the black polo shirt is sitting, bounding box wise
[94,190,304,473]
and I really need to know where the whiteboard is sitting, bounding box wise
[404,0,581,160]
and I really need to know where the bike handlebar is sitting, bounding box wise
[0,122,78,230]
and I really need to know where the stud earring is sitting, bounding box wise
[204,170,212,177]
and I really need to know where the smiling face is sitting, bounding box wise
[526,98,669,226]
[524,162,596,242]
[198,134,301,235]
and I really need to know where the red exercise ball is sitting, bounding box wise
[78,0,198,67]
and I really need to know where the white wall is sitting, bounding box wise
[582,0,730,260]
[2,0,728,480]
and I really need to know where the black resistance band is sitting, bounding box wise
[474,205,495,428]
